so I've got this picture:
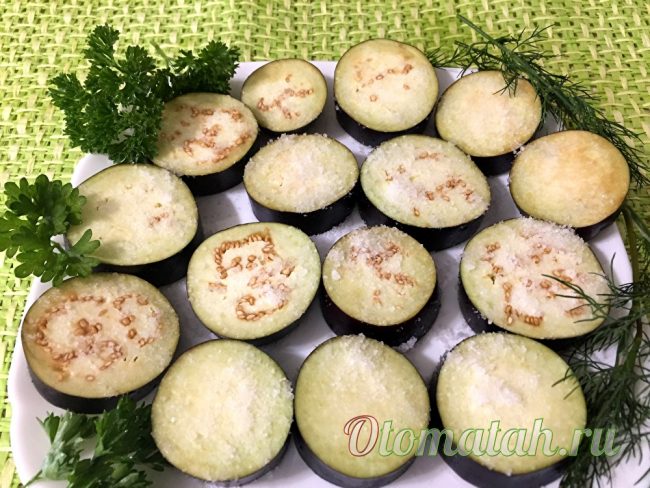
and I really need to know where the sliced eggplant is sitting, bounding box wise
[510,130,630,240]
[334,39,439,146]
[433,333,587,487]
[243,134,358,235]
[295,335,430,488]
[359,135,490,251]
[459,218,609,341]
[435,71,542,175]
[66,164,201,287]
[241,59,327,133]
[21,273,179,413]
[153,93,259,196]
[152,340,293,485]
[187,222,321,344]
[321,226,439,347]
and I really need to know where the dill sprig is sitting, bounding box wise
[427,15,649,187]
[428,15,650,487]
[546,204,650,488]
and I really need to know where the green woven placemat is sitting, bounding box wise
[0,1,648,486]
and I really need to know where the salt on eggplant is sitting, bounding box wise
[66,164,202,287]
[21,273,179,413]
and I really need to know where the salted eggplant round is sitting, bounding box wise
[460,218,609,341]
[434,333,587,487]
[21,273,179,413]
[359,135,490,251]
[152,340,293,485]
[510,130,630,240]
[187,222,321,344]
[435,71,542,175]
[241,59,327,133]
[66,164,201,286]
[321,226,439,347]
[295,335,430,488]
[334,39,439,146]
[153,93,259,196]
[243,134,358,235]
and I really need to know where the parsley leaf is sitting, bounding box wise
[26,397,166,488]
[0,175,100,286]
[50,24,239,164]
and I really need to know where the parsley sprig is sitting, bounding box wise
[50,24,239,164]
[26,397,166,488]
[0,175,99,286]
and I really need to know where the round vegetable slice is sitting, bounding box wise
[459,218,609,341]
[153,93,259,195]
[359,135,490,250]
[435,71,542,175]
[243,134,358,235]
[434,333,587,486]
[152,340,293,484]
[334,39,439,146]
[241,59,327,133]
[295,335,430,487]
[187,222,321,344]
[66,164,202,287]
[510,130,629,240]
[21,273,179,413]
[322,226,439,347]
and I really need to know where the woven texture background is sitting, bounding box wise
[0,0,648,486]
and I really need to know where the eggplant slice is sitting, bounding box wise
[66,164,201,287]
[359,135,490,251]
[243,134,359,235]
[241,59,328,133]
[321,226,439,347]
[295,335,430,488]
[187,222,321,344]
[21,273,179,413]
[433,333,587,487]
[152,340,293,485]
[459,218,609,341]
[510,130,630,240]
[435,71,542,175]
[334,39,439,146]
[153,93,259,196]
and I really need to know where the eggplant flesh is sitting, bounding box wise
[293,427,414,488]
[320,284,441,347]
[334,101,434,147]
[93,224,205,287]
[249,186,357,236]
[358,190,485,251]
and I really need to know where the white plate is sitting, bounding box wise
[8,62,642,487]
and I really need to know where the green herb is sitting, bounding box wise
[427,15,649,187]
[548,204,650,488]
[50,24,239,164]
[0,175,100,286]
[428,15,650,487]
[26,397,166,488]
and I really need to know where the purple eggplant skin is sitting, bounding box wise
[181,437,290,487]
[457,278,594,353]
[179,134,263,197]
[293,425,415,488]
[247,185,358,236]
[358,190,486,251]
[334,101,435,147]
[92,223,205,287]
[512,202,623,242]
[471,153,516,176]
[427,366,568,488]
[27,360,165,415]
[199,295,316,347]
[320,284,441,347]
